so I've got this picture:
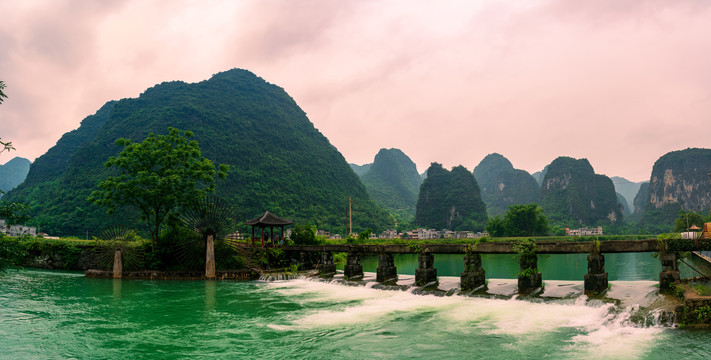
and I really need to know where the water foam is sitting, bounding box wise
[264,277,669,358]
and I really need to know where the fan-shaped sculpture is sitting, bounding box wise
[178,196,238,278]
[95,225,144,278]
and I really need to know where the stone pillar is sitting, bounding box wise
[659,253,680,293]
[460,252,485,291]
[113,249,123,279]
[584,254,608,294]
[415,252,437,286]
[205,234,216,279]
[376,253,398,284]
[319,251,337,277]
[517,252,542,293]
[344,252,363,280]
[299,251,313,270]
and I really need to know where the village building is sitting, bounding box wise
[8,224,37,237]
[565,226,603,236]
[1,219,37,237]
[379,229,399,239]
[410,228,440,240]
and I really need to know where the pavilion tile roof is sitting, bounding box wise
[244,211,293,227]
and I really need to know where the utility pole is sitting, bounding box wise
[349,197,352,236]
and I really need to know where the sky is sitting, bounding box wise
[1,0,710,182]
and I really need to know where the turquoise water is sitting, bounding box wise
[1,254,711,359]
[355,252,669,280]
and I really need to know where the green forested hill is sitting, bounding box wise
[415,163,487,231]
[360,148,422,221]
[473,153,540,217]
[0,157,31,197]
[540,156,623,226]
[640,148,711,231]
[5,69,392,236]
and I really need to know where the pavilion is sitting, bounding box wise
[244,211,293,247]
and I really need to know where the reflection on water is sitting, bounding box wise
[205,280,217,310]
[112,278,122,300]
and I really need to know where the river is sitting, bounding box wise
[1,253,711,359]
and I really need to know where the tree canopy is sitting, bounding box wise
[673,210,708,232]
[89,127,228,245]
[486,204,550,237]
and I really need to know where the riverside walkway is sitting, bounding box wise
[284,238,701,294]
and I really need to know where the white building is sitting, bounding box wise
[410,228,440,240]
[566,226,603,236]
[379,229,399,239]
[8,224,36,237]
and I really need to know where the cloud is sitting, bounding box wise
[1,0,710,183]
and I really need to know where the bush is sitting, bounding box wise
[291,223,321,245]
[0,235,25,271]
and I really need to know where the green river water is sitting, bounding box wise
[2,253,711,359]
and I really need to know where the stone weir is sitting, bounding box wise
[284,239,674,295]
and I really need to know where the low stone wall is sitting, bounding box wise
[675,282,711,327]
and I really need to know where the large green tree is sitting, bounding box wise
[486,204,550,237]
[89,127,228,246]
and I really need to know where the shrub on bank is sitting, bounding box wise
[0,235,246,271]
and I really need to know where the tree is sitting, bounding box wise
[290,223,318,245]
[89,127,228,246]
[357,228,372,241]
[673,210,706,232]
[485,216,506,237]
[486,204,550,237]
[0,200,31,225]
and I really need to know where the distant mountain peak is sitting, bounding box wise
[473,153,539,218]
[360,148,422,220]
[0,156,31,196]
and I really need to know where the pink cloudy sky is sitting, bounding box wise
[1,0,710,182]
